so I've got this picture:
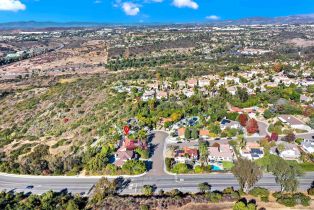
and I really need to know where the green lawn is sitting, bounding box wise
[222,161,234,170]
[299,162,314,172]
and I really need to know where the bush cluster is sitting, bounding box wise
[274,192,311,207]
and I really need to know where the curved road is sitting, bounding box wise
[0,131,313,195]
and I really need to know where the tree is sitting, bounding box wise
[171,111,182,122]
[263,109,274,119]
[122,160,146,175]
[268,157,302,192]
[273,63,283,72]
[142,185,154,196]
[233,200,257,210]
[283,132,296,143]
[66,200,79,210]
[91,177,117,203]
[137,129,147,141]
[246,119,259,134]
[237,87,249,102]
[270,132,279,141]
[172,163,189,174]
[184,128,191,139]
[191,128,199,139]
[237,134,246,148]
[231,158,262,193]
[238,114,248,127]
[198,182,211,193]
[199,141,209,165]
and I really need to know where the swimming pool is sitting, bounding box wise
[211,165,223,171]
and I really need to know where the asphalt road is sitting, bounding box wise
[1,171,313,195]
[146,131,169,177]
[0,131,313,196]
[0,174,98,195]
[122,172,314,194]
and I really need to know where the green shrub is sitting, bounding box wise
[233,200,257,210]
[206,192,222,202]
[171,163,189,174]
[261,196,269,202]
[223,187,240,200]
[293,192,311,206]
[249,187,269,200]
[275,192,311,207]
[272,192,282,199]
[307,187,314,195]
[140,205,149,210]
[277,196,296,207]
[165,157,174,171]
[194,165,204,173]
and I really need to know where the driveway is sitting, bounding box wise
[257,120,269,136]
[145,131,169,177]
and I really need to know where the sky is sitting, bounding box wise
[0,0,314,23]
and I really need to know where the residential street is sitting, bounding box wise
[0,131,313,196]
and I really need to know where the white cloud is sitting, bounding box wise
[0,0,26,12]
[206,15,220,20]
[122,2,140,16]
[172,0,198,9]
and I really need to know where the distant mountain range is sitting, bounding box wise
[212,14,314,26]
[1,14,314,30]
[0,21,108,30]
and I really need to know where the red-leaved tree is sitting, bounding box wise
[246,119,259,134]
[238,114,248,127]
[270,132,279,141]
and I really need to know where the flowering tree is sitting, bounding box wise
[246,119,259,134]
[238,114,248,127]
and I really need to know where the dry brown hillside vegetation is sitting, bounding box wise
[0,74,135,175]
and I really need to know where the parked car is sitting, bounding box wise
[26,185,34,189]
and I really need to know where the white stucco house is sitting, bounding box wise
[301,139,314,153]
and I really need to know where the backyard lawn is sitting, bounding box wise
[222,161,234,170]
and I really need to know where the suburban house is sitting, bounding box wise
[156,91,168,100]
[301,139,314,153]
[240,142,264,160]
[220,119,241,130]
[278,115,312,131]
[124,138,147,150]
[208,143,234,162]
[225,76,240,84]
[198,79,210,87]
[229,106,242,113]
[174,147,198,163]
[300,95,312,103]
[147,82,159,90]
[178,127,186,139]
[183,89,194,98]
[176,81,186,89]
[270,141,301,160]
[199,129,210,139]
[141,90,155,101]
[114,147,134,167]
[227,86,237,95]
[114,138,147,167]
[187,79,198,88]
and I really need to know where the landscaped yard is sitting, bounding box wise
[222,161,234,170]
[299,162,314,172]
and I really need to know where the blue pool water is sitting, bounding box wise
[211,165,223,171]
